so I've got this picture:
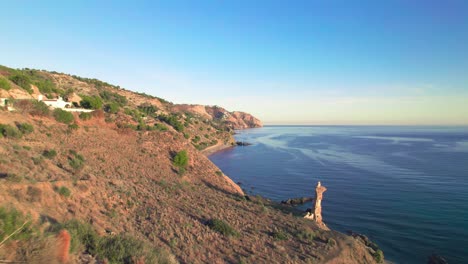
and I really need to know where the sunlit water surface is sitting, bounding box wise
[209,126,468,263]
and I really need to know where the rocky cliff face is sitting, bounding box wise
[172,104,262,130]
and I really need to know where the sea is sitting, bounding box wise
[209,126,468,264]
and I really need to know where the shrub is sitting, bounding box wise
[95,235,156,264]
[154,123,168,131]
[327,238,337,247]
[296,228,316,242]
[42,149,57,159]
[68,123,79,130]
[55,186,71,197]
[100,90,127,106]
[173,150,188,168]
[53,108,74,124]
[272,230,289,241]
[158,114,184,132]
[373,249,384,263]
[0,207,35,242]
[207,219,239,237]
[79,112,92,120]
[0,123,22,138]
[14,100,50,116]
[80,95,103,110]
[104,102,119,113]
[48,219,99,253]
[35,79,56,94]
[0,76,11,90]
[16,122,34,134]
[216,171,223,176]
[9,73,32,93]
[69,151,85,171]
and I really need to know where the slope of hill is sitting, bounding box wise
[0,65,382,264]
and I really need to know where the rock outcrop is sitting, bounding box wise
[173,104,262,129]
[304,181,329,230]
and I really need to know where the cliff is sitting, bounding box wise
[0,65,380,264]
[172,104,263,130]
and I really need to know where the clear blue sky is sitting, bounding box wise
[1,0,467,124]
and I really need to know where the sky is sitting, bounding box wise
[1,0,467,125]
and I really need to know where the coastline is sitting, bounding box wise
[201,143,234,156]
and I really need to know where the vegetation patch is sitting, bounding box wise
[206,219,239,237]
[0,123,23,138]
[54,186,71,197]
[42,149,57,159]
[79,112,92,120]
[0,207,35,242]
[80,95,103,110]
[15,122,34,134]
[68,150,85,171]
[14,100,51,116]
[53,108,74,124]
[0,76,11,90]
[173,150,188,168]
[9,73,32,93]
[271,230,289,241]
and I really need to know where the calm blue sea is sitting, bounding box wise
[209,126,468,264]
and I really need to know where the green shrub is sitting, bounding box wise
[95,234,157,264]
[13,100,50,116]
[9,73,32,93]
[207,219,239,237]
[158,114,184,132]
[296,228,316,242]
[154,123,168,131]
[272,230,289,241]
[4,173,23,183]
[42,149,57,159]
[55,186,71,197]
[0,207,35,242]
[173,150,188,168]
[69,151,85,171]
[100,90,127,106]
[35,79,56,94]
[373,249,384,263]
[215,171,223,176]
[53,108,74,124]
[104,102,119,113]
[0,76,11,90]
[68,123,79,130]
[80,95,103,109]
[16,122,34,134]
[48,219,99,253]
[79,112,92,120]
[183,133,190,139]
[0,123,23,138]
[327,238,337,247]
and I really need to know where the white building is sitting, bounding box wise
[37,95,93,113]
[38,95,72,109]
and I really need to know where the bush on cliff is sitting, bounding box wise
[0,123,23,139]
[14,100,50,116]
[53,108,74,124]
[173,150,188,168]
[206,219,239,237]
[16,122,34,134]
[80,95,103,110]
[9,73,32,93]
[0,76,11,90]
